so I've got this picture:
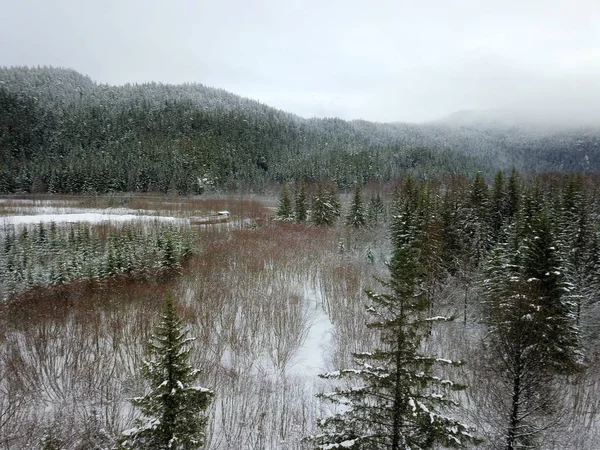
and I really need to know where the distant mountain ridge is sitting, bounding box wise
[434,108,600,131]
[0,66,599,194]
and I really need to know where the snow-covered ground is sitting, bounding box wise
[0,196,195,228]
[290,282,334,378]
[0,197,182,226]
[1,212,182,226]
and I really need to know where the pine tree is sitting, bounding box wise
[161,232,178,269]
[311,184,341,226]
[311,196,478,449]
[489,170,506,240]
[345,184,366,228]
[276,184,294,220]
[504,168,521,222]
[295,181,308,222]
[559,174,596,327]
[464,172,491,267]
[366,193,385,226]
[121,293,214,450]
[480,209,581,448]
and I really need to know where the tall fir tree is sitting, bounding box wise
[480,207,581,449]
[295,181,308,222]
[559,174,597,327]
[504,168,521,222]
[489,170,506,240]
[121,293,213,450]
[366,193,385,227]
[345,183,366,228]
[520,207,580,372]
[311,193,478,449]
[276,184,294,220]
[311,184,341,226]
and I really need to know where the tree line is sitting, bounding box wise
[2,66,599,195]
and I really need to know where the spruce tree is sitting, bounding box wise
[480,208,581,448]
[366,193,385,226]
[311,195,477,449]
[345,184,366,228]
[295,181,308,222]
[464,172,491,266]
[489,170,506,240]
[504,168,521,228]
[276,184,294,220]
[520,208,580,372]
[121,293,214,450]
[311,184,341,226]
[559,174,596,327]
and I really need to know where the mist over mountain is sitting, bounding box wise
[1,66,599,194]
[435,107,600,131]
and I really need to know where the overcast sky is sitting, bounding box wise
[2,0,599,123]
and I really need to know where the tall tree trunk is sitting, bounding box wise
[506,356,522,450]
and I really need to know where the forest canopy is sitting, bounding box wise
[1,66,599,194]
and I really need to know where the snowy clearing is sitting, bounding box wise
[1,212,182,226]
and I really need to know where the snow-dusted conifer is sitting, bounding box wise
[311,190,478,449]
[295,181,308,222]
[464,172,491,267]
[121,293,213,450]
[366,193,385,226]
[480,206,581,448]
[312,184,341,226]
[489,170,506,240]
[345,184,366,228]
[276,184,294,221]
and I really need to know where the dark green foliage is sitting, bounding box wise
[294,181,308,222]
[0,222,193,299]
[345,184,366,228]
[311,184,341,226]
[4,67,599,195]
[40,426,64,450]
[312,193,478,449]
[505,168,521,222]
[469,172,489,212]
[489,170,506,238]
[440,188,466,275]
[520,208,580,372]
[121,294,213,449]
[366,193,385,226]
[276,184,294,220]
[463,173,492,266]
[160,233,178,269]
[559,175,598,327]
[480,201,582,448]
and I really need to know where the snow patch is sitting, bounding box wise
[1,213,181,226]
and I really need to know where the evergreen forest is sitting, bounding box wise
[1,66,599,194]
[1,66,600,450]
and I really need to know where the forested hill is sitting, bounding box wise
[1,66,599,194]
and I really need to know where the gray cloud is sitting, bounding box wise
[2,0,599,123]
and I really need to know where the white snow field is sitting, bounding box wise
[1,212,182,226]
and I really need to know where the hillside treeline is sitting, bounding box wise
[1,66,599,194]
